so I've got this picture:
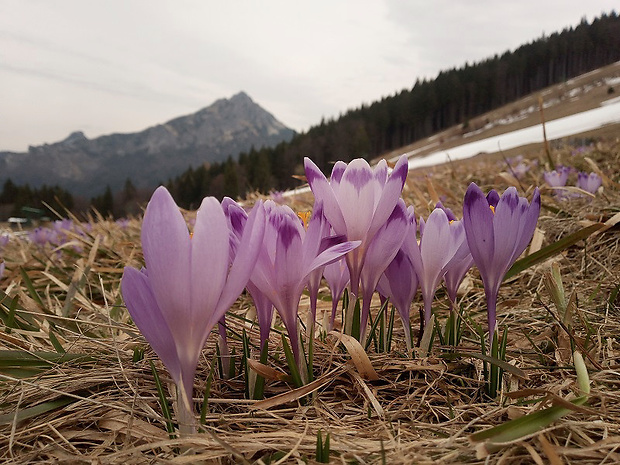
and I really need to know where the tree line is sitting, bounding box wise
[165,12,620,209]
[2,12,619,217]
[0,178,143,221]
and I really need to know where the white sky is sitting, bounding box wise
[0,1,617,152]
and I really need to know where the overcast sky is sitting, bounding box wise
[0,1,617,152]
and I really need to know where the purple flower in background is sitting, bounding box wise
[359,199,408,339]
[410,207,465,328]
[512,162,529,179]
[577,171,602,194]
[270,191,286,205]
[463,183,540,337]
[543,167,570,188]
[250,201,359,365]
[304,155,408,332]
[116,218,130,229]
[505,155,529,179]
[376,205,419,351]
[28,227,56,246]
[121,187,265,427]
[0,234,9,248]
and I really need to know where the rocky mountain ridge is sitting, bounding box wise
[0,92,295,197]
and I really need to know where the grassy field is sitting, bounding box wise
[0,135,618,464]
[1,65,620,463]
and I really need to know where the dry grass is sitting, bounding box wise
[0,136,619,464]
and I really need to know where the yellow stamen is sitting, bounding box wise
[489,205,495,214]
[297,211,311,229]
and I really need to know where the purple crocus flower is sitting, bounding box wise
[435,202,474,309]
[323,256,350,330]
[0,234,9,248]
[250,201,360,366]
[512,162,529,179]
[359,199,408,339]
[410,207,465,328]
[222,197,276,350]
[304,155,408,332]
[576,172,602,194]
[121,187,266,428]
[376,205,419,351]
[270,191,286,205]
[116,218,130,229]
[28,227,57,247]
[304,206,333,331]
[463,183,541,337]
[543,167,570,188]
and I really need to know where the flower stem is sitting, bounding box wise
[176,382,196,435]
[485,290,498,345]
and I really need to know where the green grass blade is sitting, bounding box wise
[149,360,175,437]
[0,350,92,368]
[200,354,217,425]
[252,342,268,401]
[323,432,330,462]
[19,267,45,309]
[444,351,527,380]
[48,329,65,354]
[316,429,323,462]
[470,396,588,446]
[0,397,76,425]
[281,335,303,388]
[364,298,388,352]
[505,223,603,280]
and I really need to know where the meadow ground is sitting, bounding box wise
[0,135,619,464]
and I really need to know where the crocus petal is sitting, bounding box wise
[303,203,329,263]
[367,155,409,240]
[141,187,191,336]
[418,209,455,284]
[247,282,274,349]
[383,250,418,317]
[338,159,376,241]
[463,183,495,279]
[361,200,408,294]
[490,187,526,282]
[324,257,350,321]
[330,161,347,192]
[359,200,407,334]
[215,201,266,318]
[486,189,500,208]
[304,158,346,233]
[305,240,361,276]
[191,197,230,323]
[274,215,305,292]
[511,188,541,262]
[222,197,247,239]
[121,267,183,386]
[444,245,474,304]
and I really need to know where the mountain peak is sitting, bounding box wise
[0,92,295,197]
[61,131,88,145]
[230,91,252,102]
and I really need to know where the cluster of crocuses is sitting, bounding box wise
[121,155,540,428]
[27,219,91,250]
[544,166,602,196]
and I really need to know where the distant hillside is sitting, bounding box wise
[165,12,620,208]
[0,92,295,197]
